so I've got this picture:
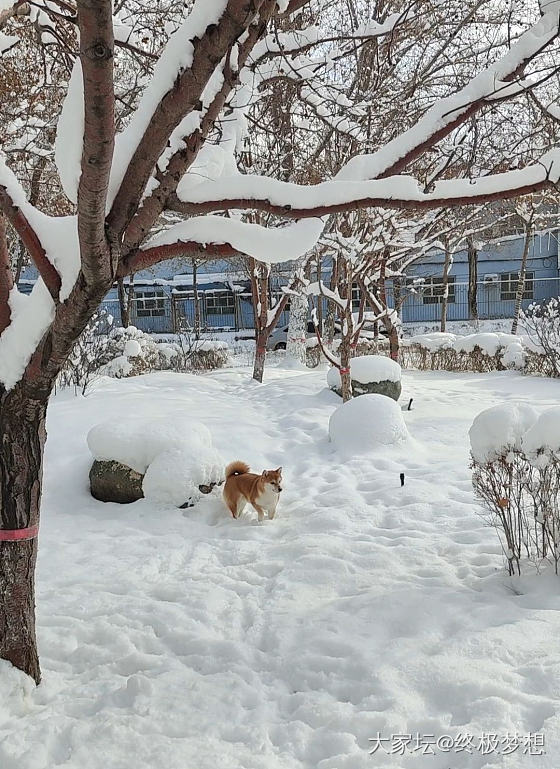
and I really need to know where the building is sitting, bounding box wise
[18,230,560,333]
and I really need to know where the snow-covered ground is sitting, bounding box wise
[2,365,560,769]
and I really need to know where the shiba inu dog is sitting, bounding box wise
[223,461,282,522]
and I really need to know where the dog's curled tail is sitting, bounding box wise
[225,460,250,478]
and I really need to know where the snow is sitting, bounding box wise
[329,393,411,457]
[469,403,538,463]
[54,59,84,205]
[124,339,142,357]
[0,283,55,390]
[327,355,401,390]
[142,215,326,265]
[522,407,560,456]
[0,159,80,388]
[0,31,18,55]
[88,416,212,475]
[3,367,560,767]
[176,153,560,211]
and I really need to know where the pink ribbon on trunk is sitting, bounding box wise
[0,524,39,541]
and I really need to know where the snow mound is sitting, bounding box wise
[124,339,142,358]
[522,407,560,456]
[469,403,538,463]
[406,332,456,351]
[327,355,401,389]
[87,416,223,506]
[329,394,410,456]
[454,332,520,356]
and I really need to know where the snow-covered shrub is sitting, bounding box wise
[329,393,410,457]
[522,298,560,378]
[327,354,402,400]
[87,416,224,508]
[57,310,115,394]
[400,332,528,373]
[98,325,182,377]
[470,404,560,575]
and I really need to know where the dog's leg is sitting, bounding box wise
[268,503,277,520]
[236,500,247,518]
[253,503,266,523]
[226,500,238,518]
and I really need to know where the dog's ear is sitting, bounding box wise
[276,467,282,474]
[262,470,269,478]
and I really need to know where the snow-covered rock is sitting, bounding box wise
[469,403,538,463]
[87,416,224,507]
[327,355,402,400]
[329,393,410,456]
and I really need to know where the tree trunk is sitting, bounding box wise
[440,239,452,333]
[252,331,267,382]
[511,220,533,335]
[286,291,308,365]
[379,253,399,361]
[324,258,338,346]
[0,384,48,684]
[193,261,201,340]
[339,336,352,401]
[117,278,130,327]
[467,236,478,325]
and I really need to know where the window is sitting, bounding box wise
[500,271,534,301]
[135,289,166,317]
[421,276,455,305]
[351,283,361,309]
[206,292,235,315]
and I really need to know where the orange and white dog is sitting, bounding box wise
[223,461,282,522]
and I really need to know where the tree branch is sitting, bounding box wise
[76,0,115,286]
[0,215,12,334]
[0,187,61,298]
[118,239,238,277]
[107,0,266,240]
[166,161,558,218]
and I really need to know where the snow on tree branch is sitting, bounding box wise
[170,151,560,217]
[136,214,325,267]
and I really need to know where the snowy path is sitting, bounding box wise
[1,368,560,768]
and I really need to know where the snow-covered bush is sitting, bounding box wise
[59,323,230,392]
[522,298,560,378]
[87,416,224,508]
[98,326,182,377]
[327,354,402,400]
[57,310,115,394]
[401,332,526,373]
[470,404,560,575]
[172,330,230,371]
[329,393,410,456]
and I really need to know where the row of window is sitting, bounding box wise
[134,290,236,318]
[132,273,536,317]
[410,272,534,305]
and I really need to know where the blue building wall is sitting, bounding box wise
[18,230,560,332]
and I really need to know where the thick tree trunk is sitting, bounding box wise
[467,236,478,324]
[511,221,533,335]
[0,384,48,684]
